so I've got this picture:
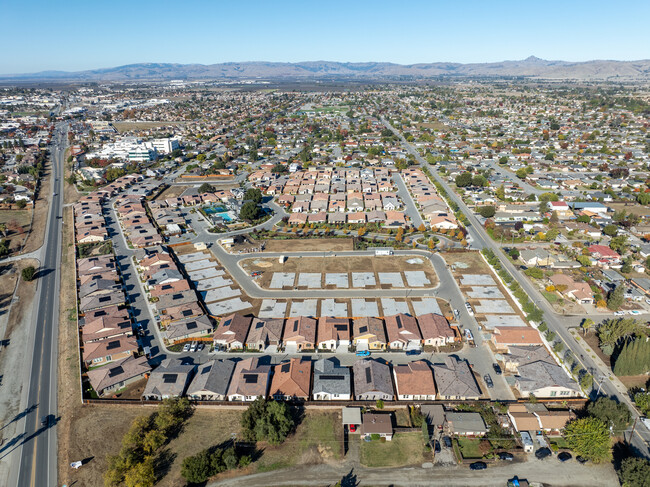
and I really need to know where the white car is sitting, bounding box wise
[614,311,626,316]
[465,303,474,316]
[645,299,650,305]
[629,310,642,316]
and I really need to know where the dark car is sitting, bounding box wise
[498,452,514,461]
[484,374,494,388]
[535,447,552,460]
[469,461,487,470]
[558,452,572,462]
[493,363,502,375]
[576,456,588,464]
[443,436,452,448]
[405,349,421,356]
[433,440,441,453]
[40,414,53,427]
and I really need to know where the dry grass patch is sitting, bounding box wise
[264,238,353,252]
[156,185,192,201]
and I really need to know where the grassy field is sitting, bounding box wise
[457,437,484,459]
[360,432,428,467]
[542,291,559,303]
[254,410,343,472]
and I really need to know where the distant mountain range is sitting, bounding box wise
[4,57,650,81]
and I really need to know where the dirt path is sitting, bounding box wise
[208,458,619,487]
[21,156,52,254]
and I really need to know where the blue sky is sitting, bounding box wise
[1,0,649,74]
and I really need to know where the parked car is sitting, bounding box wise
[629,310,642,316]
[355,350,370,357]
[453,309,460,318]
[197,343,205,352]
[465,302,474,316]
[433,440,441,453]
[499,452,514,461]
[535,447,552,460]
[406,349,421,356]
[614,311,626,316]
[443,436,452,448]
[484,374,494,388]
[250,271,262,277]
[189,341,198,352]
[469,461,487,470]
[645,299,650,306]
[182,343,191,352]
[349,424,356,432]
[576,456,588,464]
[558,452,572,462]
[493,363,502,375]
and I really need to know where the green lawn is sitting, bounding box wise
[542,291,559,303]
[360,432,428,467]
[549,437,570,450]
[457,437,484,459]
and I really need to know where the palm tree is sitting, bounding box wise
[581,318,594,336]
[0,223,7,238]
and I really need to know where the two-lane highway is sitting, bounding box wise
[15,125,65,486]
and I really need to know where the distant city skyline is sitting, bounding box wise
[2,0,649,74]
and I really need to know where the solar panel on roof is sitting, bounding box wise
[163,374,178,383]
[186,322,197,330]
[319,375,344,380]
[243,374,258,384]
[108,366,124,377]
[358,326,368,334]
[334,324,348,331]
[280,363,291,373]
[365,368,372,383]
[106,340,121,350]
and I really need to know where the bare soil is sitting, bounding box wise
[243,255,438,290]
[0,263,18,319]
[0,210,31,252]
[4,259,39,337]
[618,374,650,390]
[156,185,192,201]
[264,238,353,252]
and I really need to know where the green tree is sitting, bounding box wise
[607,285,625,311]
[472,174,488,187]
[613,339,650,376]
[241,398,295,445]
[597,318,644,355]
[602,224,618,237]
[21,266,36,281]
[478,206,496,218]
[515,168,528,179]
[564,417,611,463]
[498,156,508,164]
[577,255,592,267]
[587,396,631,432]
[610,235,628,253]
[580,318,594,336]
[243,188,263,204]
[124,456,155,487]
[634,391,650,415]
[240,201,261,221]
[509,248,520,260]
[181,450,212,483]
[198,182,216,193]
[455,172,473,187]
[619,457,650,487]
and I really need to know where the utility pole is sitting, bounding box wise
[627,417,639,445]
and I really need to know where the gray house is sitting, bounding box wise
[186,359,236,401]
[245,318,284,351]
[142,358,196,401]
[432,356,481,400]
[353,359,394,401]
[87,355,151,397]
[312,358,351,400]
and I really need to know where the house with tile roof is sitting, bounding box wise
[392,360,436,400]
[269,358,312,400]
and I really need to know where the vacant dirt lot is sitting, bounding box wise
[243,255,438,290]
[609,202,650,217]
[156,184,192,201]
[264,238,353,252]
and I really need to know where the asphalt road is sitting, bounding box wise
[15,125,65,486]
[381,117,650,457]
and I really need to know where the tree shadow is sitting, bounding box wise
[1,403,37,430]
[339,468,360,487]
[154,448,176,481]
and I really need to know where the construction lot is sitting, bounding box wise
[263,237,354,252]
[242,255,438,290]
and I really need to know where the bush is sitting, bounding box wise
[376,399,384,410]
[241,398,295,445]
[21,266,36,281]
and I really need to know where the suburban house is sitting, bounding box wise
[519,248,554,267]
[360,412,393,441]
[165,315,213,344]
[269,358,312,400]
[283,316,317,352]
[81,316,133,344]
[86,355,151,397]
[417,313,455,346]
[432,356,481,400]
[508,404,573,435]
[317,317,350,350]
[353,359,394,401]
[245,318,284,351]
[82,336,139,366]
[226,357,272,402]
[549,274,594,304]
[384,313,422,350]
[352,317,387,351]
[446,412,488,437]
[186,359,236,401]
[213,313,252,350]
[312,358,351,400]
[587,244,621,265]
[516,360,582,398]
[392,360,436,400]
[142,358,196,400]
[491,327,544,353]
